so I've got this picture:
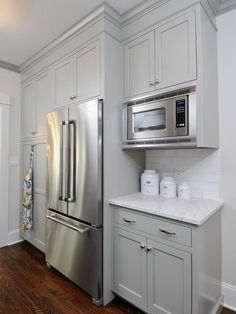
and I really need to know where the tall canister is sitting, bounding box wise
[141,170,159,196]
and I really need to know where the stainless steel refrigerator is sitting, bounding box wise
[45,99,103,305]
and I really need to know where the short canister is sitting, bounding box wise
[160,176,176,198]
[141,170,159,196]
[178,182,191,200]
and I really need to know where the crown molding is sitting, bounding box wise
[217,0,236,14]
[0,60,20,73]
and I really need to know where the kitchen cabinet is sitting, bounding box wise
[51,56,74,109]
[51,40,100,109]
[112,206,222,314]
[147,240,191,314]
[124,10,196,99]
[114,228,147,310]
[21,70,50,139]
[124,31,155,97]
[20,142,47,251]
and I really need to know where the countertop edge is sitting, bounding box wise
[109,197,224,226]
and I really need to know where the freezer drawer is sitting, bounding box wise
[45,211,102,303]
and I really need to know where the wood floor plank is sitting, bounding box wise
[0,241,234,314]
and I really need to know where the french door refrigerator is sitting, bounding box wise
[46,99,103,305]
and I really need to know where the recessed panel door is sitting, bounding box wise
[114,228,147,308]
[124,31,155,98]
[155,11,197,89]
[147,240,191,314]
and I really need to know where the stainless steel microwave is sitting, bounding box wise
[123,89,196,149]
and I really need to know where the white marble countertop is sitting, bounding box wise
[109,193,224,226]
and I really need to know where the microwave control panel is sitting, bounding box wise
[176,99,186,128]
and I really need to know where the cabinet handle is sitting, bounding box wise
[140,244,146,249]
[146,247,152,252]
[70,95,76,100]
[154,79,160,84]
[159,228,176,236]
[149,81,155,86]
[123,217,135,223]
[31,131,37,134]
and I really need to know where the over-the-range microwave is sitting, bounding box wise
[122,88,196,149]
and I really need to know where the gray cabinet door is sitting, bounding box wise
[52,56,74,109]
[35,71,50,137]
[114,227,147,308]
[147,240,191,314]
[124,31,155,98]
[155,10,196,90]
[22,80,36,138]
[74,40,100,102]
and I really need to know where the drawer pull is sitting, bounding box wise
[159,228,176,236]
[123,217,135,223]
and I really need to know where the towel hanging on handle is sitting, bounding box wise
[21,145,34,231]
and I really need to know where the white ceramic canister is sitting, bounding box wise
[178,182,191,200]
[141,170,159,196]
[160,176,176,198]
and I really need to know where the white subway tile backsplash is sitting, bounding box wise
[146,149,220,200]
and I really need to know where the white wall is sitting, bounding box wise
[217,9,236,310]
[0,68,21,244]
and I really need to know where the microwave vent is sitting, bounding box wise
[126,87,195,107]
[123,137,195,149]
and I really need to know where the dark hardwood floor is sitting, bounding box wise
[0,241,234,314]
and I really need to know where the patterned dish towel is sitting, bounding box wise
[21,146,34,231]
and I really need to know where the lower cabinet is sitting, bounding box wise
[114,227,191,314]
[112,206,222,314]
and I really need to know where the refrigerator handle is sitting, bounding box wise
[59,121,69,201]
[68,120,75,202]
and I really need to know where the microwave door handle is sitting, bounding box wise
[68,120,75,202]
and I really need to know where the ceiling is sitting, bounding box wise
[0,0,145,67]
[0,0,235,69]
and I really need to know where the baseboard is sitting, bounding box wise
[222,282,236,311]
[8,229,23,246]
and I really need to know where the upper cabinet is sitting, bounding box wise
[124,10,197,99]
[52,40,100,109]
[52,56,74,108]
[22,70,50,139]
[155,11,196,90]
[124,32,155,97]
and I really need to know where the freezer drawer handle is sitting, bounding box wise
[46,215,89,234]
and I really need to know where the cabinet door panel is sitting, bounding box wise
[21,143,46,252]
[124,31,155,98]
[52,56,74,109]
[22,82,36,138]
[114,228,147,307]
[35,72,50,136]
[147,240,191,314]
[155,11,196,89]
[75,40,100,102]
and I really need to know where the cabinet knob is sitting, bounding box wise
[140,244,146,249]
[154,79,160,84]
[70,95,76,100]
[149,81,155,86]
[146,247,152,252]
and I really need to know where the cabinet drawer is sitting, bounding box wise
[114,208,192,247]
